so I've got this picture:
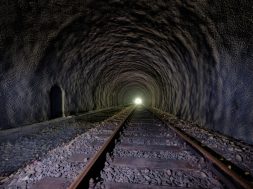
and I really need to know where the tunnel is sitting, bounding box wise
[0,0,253,188]
[0,0,252,143]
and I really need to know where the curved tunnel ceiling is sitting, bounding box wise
[37,0,219,118]
[0,0,252,143]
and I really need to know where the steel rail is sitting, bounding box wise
[68,106,135,189]
[149,108,253,189]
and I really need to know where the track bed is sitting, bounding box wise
[71,107,251,189]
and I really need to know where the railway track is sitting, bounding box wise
[69,107,253,189]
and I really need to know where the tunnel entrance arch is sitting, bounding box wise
[49,85,65,119]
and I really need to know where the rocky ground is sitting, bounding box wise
[98,166,223,189]
[0,119,93,178]
[1,107,252,188]
[0,108,122,179]
[0,107,132,189]
[95,109,225,189]
[152,108,253,177]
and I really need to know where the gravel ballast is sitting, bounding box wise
[0,120,93,177]
[152,107,253,176]
[0,107,122,178]
[95,109,226,188]
[2,106,251,188]
[1,107,133,188]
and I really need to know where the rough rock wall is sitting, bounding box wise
[0,0,252,143]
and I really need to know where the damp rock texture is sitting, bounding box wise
[0,1,253,143]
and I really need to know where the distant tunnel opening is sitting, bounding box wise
[49,85,64,119]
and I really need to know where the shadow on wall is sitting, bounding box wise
[49,85,65,119]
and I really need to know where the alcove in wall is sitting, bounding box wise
[49,85,65,119]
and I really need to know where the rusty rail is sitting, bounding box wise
[68,106,135,189]
[149,108,253,189]
[69,106,253,189]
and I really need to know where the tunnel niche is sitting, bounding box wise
[49,85,65,119]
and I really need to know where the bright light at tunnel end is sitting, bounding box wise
[134,97,143,105]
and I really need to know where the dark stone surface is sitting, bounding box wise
[0,0,252,143]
